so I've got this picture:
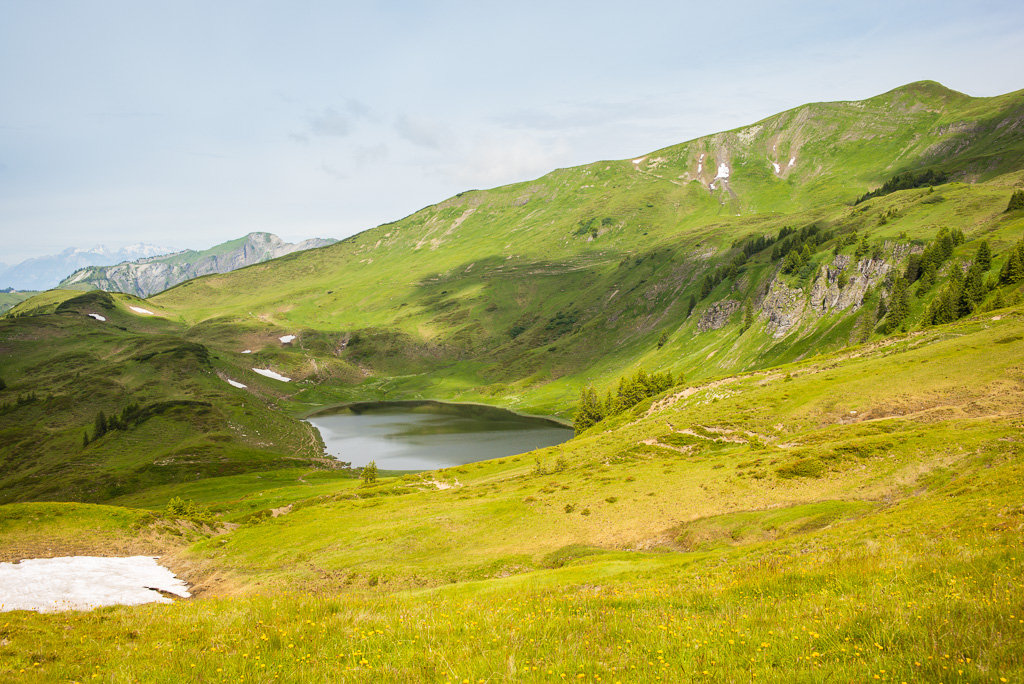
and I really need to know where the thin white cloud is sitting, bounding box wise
[395,114,452,150]
[307,107,352,137]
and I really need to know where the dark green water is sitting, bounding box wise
[305,401,573,471]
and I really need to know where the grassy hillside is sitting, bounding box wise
[0,290,332,503]
[0,291,37,315]
[3,82,1024,507]
[2,304,1022,682]
[144,82,1024,416]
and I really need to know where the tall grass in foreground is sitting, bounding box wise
[4,494,1022,683]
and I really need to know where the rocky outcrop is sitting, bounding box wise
[762,255,893,339]
[60,233,335,297]
[759,280,806,339]
[698,299,740,332]
[809,256,890,315]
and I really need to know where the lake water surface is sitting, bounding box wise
[305,401,573,471]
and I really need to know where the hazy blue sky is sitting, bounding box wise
[2,0,1023,264]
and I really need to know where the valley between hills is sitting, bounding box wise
[1,81,1023,682]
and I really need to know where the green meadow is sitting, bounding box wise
[1,81,1024,682]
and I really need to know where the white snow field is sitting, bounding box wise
[129,306,155,315]
[87,313,106,321]
[226,379,247,388]
[279,334,297,343]
[0,556,190,613]
[252,368,291,382]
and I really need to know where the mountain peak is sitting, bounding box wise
[871,80,972,106]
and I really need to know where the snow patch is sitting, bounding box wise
[87,313,106,322]
[279,335,296,344]
[772,162,781,173]
[789,157,796,167]
[631,157,646,165]
[253,368,291,382]
[715,163,730,179]
[226,379,247,389]
[0,556,190,613]
[241,349,252,354]
[129,306,155,315]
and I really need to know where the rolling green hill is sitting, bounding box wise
[2,81,1024,682]
[0,290,36,315]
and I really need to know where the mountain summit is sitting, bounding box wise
[59,232,337,297]
[0,243,175,291]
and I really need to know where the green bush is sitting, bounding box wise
[776,457,825,479]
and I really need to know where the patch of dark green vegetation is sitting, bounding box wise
[856,168,949,204]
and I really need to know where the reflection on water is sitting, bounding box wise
[305,402,573,471]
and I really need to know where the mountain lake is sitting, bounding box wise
[305,401,573,471]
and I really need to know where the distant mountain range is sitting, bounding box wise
[0,243,174,291]
[58,232,337,297]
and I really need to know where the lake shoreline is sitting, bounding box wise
[302,398,574,429]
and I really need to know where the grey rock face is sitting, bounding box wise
[760,279,806,339]
[697,299,741,332]
[809,256,891,315]
[763,255,893,339]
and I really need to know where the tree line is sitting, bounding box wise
[574,368,675,435]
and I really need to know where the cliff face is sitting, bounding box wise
[60,233,336,297]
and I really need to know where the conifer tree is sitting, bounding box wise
[361,460,378,484]
[741,305,754,333]
[883,276,910,334]
[700,275,714,298]
[1006,189,1024,212]
[94,411,108,440]
[976,240,992,271]
[904,253,922,283]
[915,261,937,297]
[1000,246,1024,285]
[959,264,986,316]
[782,249,801,274]
[854,235,870,261]
[573,386,606,435]
[686,294,696,318]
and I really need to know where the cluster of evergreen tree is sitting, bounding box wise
[902,227,966,297]
[574,368,675,435]
[856,168,949,204]
[1006,189,1024,212]
[0,391,37,415]
[771,224,833,278]
[737,232,778,258]
[924,242,993,325]
[997,238,1024,286]
[878,275,911,333]
[83,402,141,446]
